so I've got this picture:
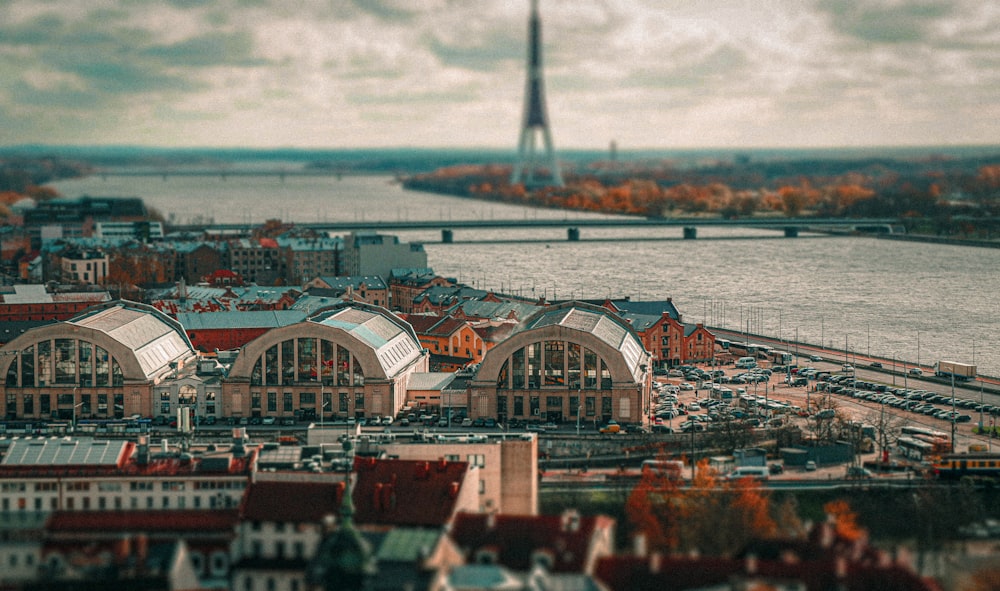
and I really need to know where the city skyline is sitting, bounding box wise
[0,0,997,150]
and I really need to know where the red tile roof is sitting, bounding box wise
[46,509,239,533]
[239,480,346,523]
[448,511,615,573]
[352,457,469,527]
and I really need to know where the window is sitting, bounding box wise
[354,392,364,409]
[283,393,293,412]
[251,392,261,410]
[267,392,276,412]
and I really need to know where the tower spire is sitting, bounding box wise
[511,0,564,188]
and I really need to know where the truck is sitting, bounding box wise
[934,360,976,381]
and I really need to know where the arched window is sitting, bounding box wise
[95,346,109,386]
[352,356,364,386]
[298,338,317,382]
[54,339,76,384]
[251,358,262,386]
[265,345,278,385]
[5,352,19,386]
[496,360,509,389]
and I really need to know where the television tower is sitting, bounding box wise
[511,0,564,188]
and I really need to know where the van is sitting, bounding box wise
[729,466,769,481]
[735,357,757,369]
[599,421,621,434]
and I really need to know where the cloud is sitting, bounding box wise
[0,0,996,148]
[818,0,954,44]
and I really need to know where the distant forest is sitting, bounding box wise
[2,146,999,237]
[403,152,1000,238]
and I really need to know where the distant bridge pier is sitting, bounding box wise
[784,227,799,238]
[683,227,697,240]
[567,227,580,241]
[442,229,454,243]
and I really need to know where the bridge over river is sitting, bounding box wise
[176,216,899,242]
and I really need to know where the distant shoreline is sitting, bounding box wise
[877,234,1000,249]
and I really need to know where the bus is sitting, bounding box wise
[641,459,685,480]
[897,436,935,460]
[901,425,949,440]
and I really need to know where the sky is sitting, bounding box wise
[0,0,997,151]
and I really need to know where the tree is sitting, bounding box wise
[627,458,784,557]
[823,499,865,542]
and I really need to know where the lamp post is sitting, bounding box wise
[70,386,84,434]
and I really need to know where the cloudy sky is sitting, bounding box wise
[0,0,997,150]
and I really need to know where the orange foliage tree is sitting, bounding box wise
[627,458,784,557]
[822,499,865,542]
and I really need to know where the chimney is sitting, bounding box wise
[136,435,150,465]
[135,534,148,569]
[561,508,581,532]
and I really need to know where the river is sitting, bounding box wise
[47,173,1000,378]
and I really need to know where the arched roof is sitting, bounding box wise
[310,304,424,378]
[228,302,424,381]
[477,302,649,384]
[0,300,197,383]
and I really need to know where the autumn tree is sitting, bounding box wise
[628,458,790,557]
[823,499,866,542]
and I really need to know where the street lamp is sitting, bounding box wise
[71,386,84,434]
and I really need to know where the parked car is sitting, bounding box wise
[262,417,276,425]
[804,460,817,471]
[846,466,873,479]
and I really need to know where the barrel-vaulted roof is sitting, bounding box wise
[310,304,423,379]
[68,302,196,380]
[226,302,425,382]
[521,303,647,379]
[0,300,196,384]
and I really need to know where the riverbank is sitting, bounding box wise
[877,233,1000,249]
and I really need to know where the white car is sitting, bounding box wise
[680,383,695,391]
[688,403,701,411]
